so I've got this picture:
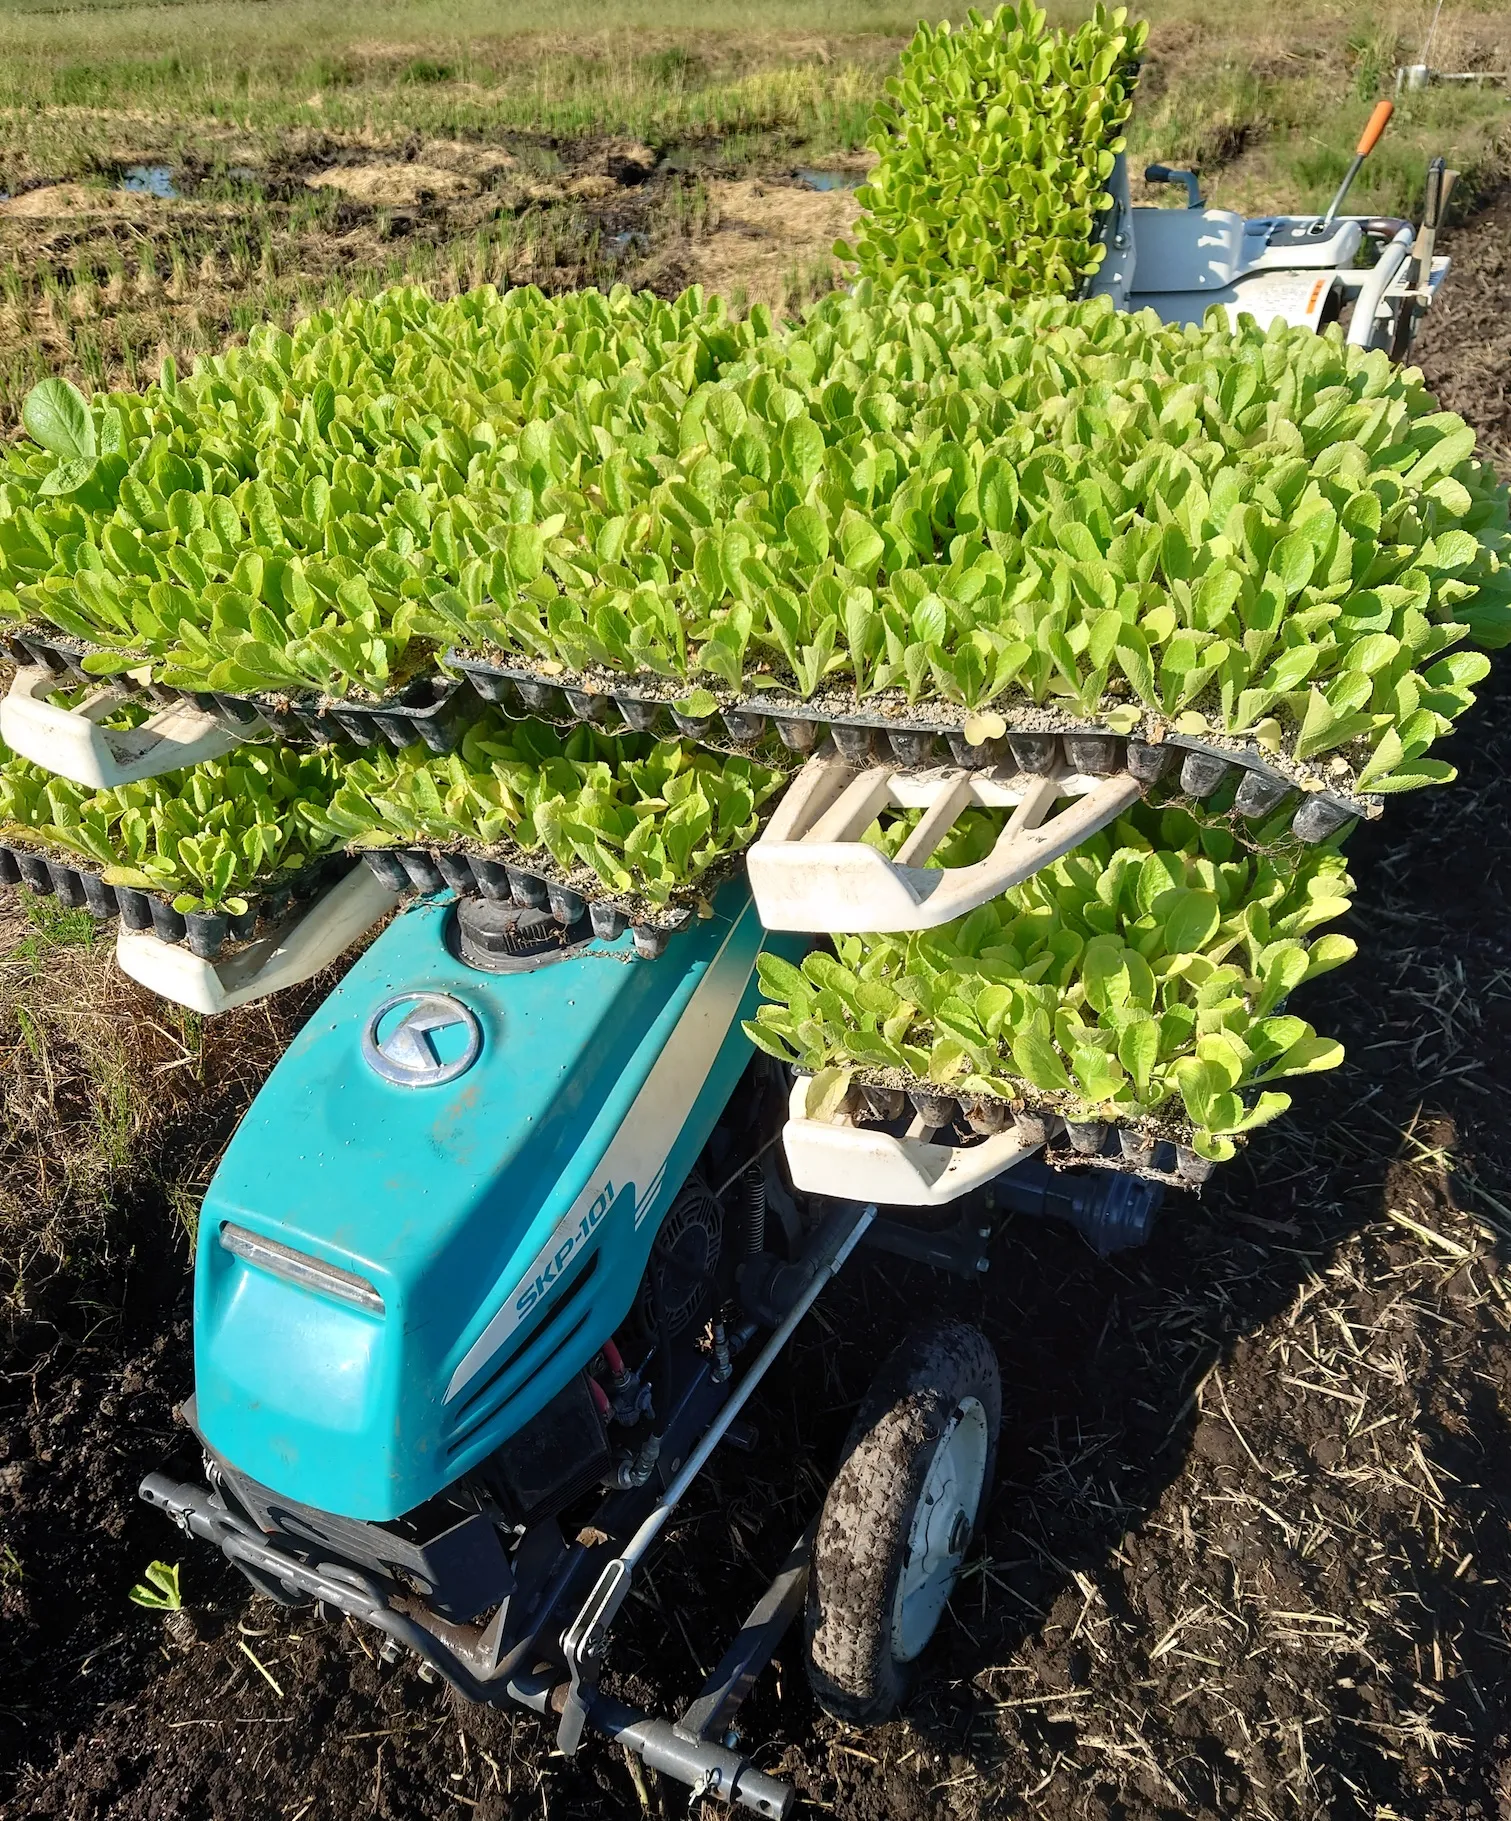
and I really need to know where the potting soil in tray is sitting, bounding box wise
[0,837,355,961]
[448,650,1370,847]
[2,629,472,756]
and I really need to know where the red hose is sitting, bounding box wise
[601,1337,626,1379]
[588,1376,611,1419]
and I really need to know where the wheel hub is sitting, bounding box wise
[891,1395,990,1663]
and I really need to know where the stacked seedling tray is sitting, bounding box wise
[426,279,1507,842]
[721,2,1506,1200]
[0,836,355,959]
[754,795,1360,1191]
[837,0,1148,301]
[304,713,789,962]
[0,284,768,782]
[451,662,1376,845]
[1,629,474,757]
[0,709,387,969]
[0,3,1505,1145]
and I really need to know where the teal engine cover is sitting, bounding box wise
[194,887,771,1522]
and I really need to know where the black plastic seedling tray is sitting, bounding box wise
[849,1078,1215,1189]
[247,675,471,755]
[448,650,1372,847]
[0,839,354,961]
[3,630,472,756]
[3,629,104,685]
[356,846,688,960]
[1038,1131,1198,1191]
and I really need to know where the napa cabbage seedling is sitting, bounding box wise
[839,2,1147,298]
[428,286,1507,800]
[0,283,765,699]
[128,1561,183,1612]
[6,282,1506,804]
[299,713,785,907]
[0,741,350,912]
[744,801,1355,1162]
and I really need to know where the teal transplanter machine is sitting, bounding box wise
[143,871,1158,1819]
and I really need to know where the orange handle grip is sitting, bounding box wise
[1356,99,1394,157]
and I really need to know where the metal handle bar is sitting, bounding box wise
[1346,222,1415,347]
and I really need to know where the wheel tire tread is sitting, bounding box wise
[804,1320,1000,1724]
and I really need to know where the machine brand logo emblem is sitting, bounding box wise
[361,992,482,1088]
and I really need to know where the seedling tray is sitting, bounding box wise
[3,629,471,756]
[448,651,1374,847]
[0,835,354,962]
[354,845,701,961]
[833,1076,1216,1190]
[1037,1133,1194,1192]
[115,864,399,1016]
[249,675,471,755]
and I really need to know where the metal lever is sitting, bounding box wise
[553,1204,876,1760]
[1144,163,1203,209]
[557,1557,628,1754]
[1388,157,1455,361]
[1322,99,1394,227]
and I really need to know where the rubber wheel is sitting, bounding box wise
[804,1320,1001,1723]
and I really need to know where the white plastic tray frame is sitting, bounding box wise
[1,665,251,789]
[114,864,399,1015]
[782,1078,1062,1208]
[748,752,1140,933]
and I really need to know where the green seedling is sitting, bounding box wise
[419,287,1511,797]
[4,282,1506,799]
[744,800,1355,1161]
[0,738,352,911]
[300,712,786,906]
[0,708,783,912]
[0,284,766,699]
[128,1560,183,1611]
[838,2,1148,299]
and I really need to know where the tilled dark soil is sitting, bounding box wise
[4,199,1511,1821]
[1415,185,1511,470]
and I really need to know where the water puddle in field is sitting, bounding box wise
[119,164,179,199]
[795,167,865,192]
[607,229,648,259]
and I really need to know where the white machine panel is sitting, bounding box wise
[1241,215,1364,270]
[1127,206,1245,289]
[1131,268,1342,334]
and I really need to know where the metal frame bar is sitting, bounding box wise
[138,1474,796,1816]
[677,1523,816,1744]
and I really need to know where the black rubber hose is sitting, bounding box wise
[646,1257,675,1428]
